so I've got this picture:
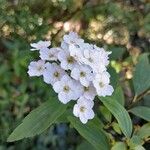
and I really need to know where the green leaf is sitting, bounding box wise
[128,135,144,148]
[136,123,150,139]
[112,86,125,106]
[129,106,150,121]
[134,145,146,150]
[112,122,122,134]
[100,106,112,122]
[99,97,132,138]
[112,142,127,150]
[108,67,119,89]
[7,98,67,142]
[68,116,110,150]
[109,46,126,60]
[133,53,150,95]
[77,141,96,150]
[55,109,72,124]
[128,123,150,148]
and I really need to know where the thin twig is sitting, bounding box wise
[128,89,150,109]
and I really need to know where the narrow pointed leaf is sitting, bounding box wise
[68,116,110,150]
[99,97,132,138]
[129,106,150,121]
[7,98,67,142]
[133,53,150,95]
[112,86,125,106]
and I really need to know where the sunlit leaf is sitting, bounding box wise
[112,142,127,150]
[136,123,150,139]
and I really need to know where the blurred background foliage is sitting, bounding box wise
[0,0,150,149]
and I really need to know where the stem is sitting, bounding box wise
[128,89,150,109]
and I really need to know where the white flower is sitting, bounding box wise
[73,97,95,124]
[82,48,107,73]
[93,45,111,66]
[71,65,93,87]
[63,31,84,45]
[27,60,46,76]
[39,47,60,61]
[69,44,84,62]
[93,72,114,97]
[58,50,77,70]
[53,75,82,104]
[30,40,51,51]
[61,41,69,50]
[43,63,66,84]
[82,85,96,100]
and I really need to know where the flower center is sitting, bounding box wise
[67,56,74,64]
[37,66,43,71]
[88,57,93,63]
[80,71,86,77]
[49,53,54,58]
[84,86,89,92]
[63,85,70,92]
[99,82,104,88]
[70,40,75,44]
[53,71,59,78]
[80,106,85,112]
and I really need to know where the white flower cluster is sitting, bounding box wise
[28,32,114,124]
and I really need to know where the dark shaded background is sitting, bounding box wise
[0,0,149,149]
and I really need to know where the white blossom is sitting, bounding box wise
[28,32,114,124]
[27,60,46,76]
[39,47,60,61]
[69,44,84,62]
[53,75,82,104]
[93,72,114,97]
[58,50,77,70]
[71,65,93,87]
[82,48,107,73]
[30,41,51,51]
[93,45,111,66]
[82,85,96,100]
[43,63,66,85]
[73,97,95,124]
[63,31,84,45]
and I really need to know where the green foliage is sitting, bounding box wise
[129,106,150,121]
[111,142,127,150]
[99,97,132,138]
[7,98,67,142]
[100,105,112,122]
[77,141,96,150]
[112,86,125,106]
[136,123,150,140]
[68,116,110,150]
[133,53,150,95]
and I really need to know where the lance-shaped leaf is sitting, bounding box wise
[68,116,110,150]
[133,53,150,95]
[7,98,67,142]
[129,106,150,121]
[112,86,125,106]
[99,97,132,138]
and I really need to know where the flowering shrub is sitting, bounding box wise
[28,32,114,124]
[7,32,150,150]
